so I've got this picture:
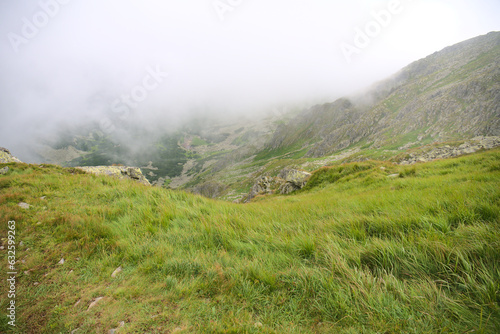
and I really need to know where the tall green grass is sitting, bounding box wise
[1,149,499,333]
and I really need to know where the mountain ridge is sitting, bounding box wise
[265,31,500,158]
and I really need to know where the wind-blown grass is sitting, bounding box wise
[0,148,499,333]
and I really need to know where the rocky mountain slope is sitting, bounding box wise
[34,32,500,201]
[184,32,500,200]
[265,31,500,158]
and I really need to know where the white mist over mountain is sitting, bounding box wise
[0,0,499,161]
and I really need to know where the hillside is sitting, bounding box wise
[1,148,499,333]
[265,31,500,158]
[33,32,500,201]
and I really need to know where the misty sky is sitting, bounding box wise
[0,0,499,161]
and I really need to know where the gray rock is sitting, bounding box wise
[0,148,23,163]
[87,297,104,311]
[0,166,9,175]
[246,168,312,201]
[278,182,298,195]
[278,168,311,188]
[109,321,125,334]
[111,266,122,278]
[463,147,476,154]
[0,147,11,154]
[246,176,282,201]
[277,168,311,194]
[18,202,30,209]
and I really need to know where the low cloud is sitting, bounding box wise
[0,0,499,161]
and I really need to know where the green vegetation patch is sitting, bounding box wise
[1,148,499,333]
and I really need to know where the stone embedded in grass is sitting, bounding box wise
[87,297,104,311]
[74,299,81,307]
[58,258,65,265]
[387,173,399,178]
[18,202,30,209]
[0,166,9,175]
[109,321,125,334]
[111,266,122,278]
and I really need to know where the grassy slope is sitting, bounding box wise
[1,149,499,333]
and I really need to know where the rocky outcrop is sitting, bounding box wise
[277,168,312,194]
[397,136,500,165]
[0,147,23,163]
[246,168,311,201]
[75,166,151,185]
[247,176,283,201]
